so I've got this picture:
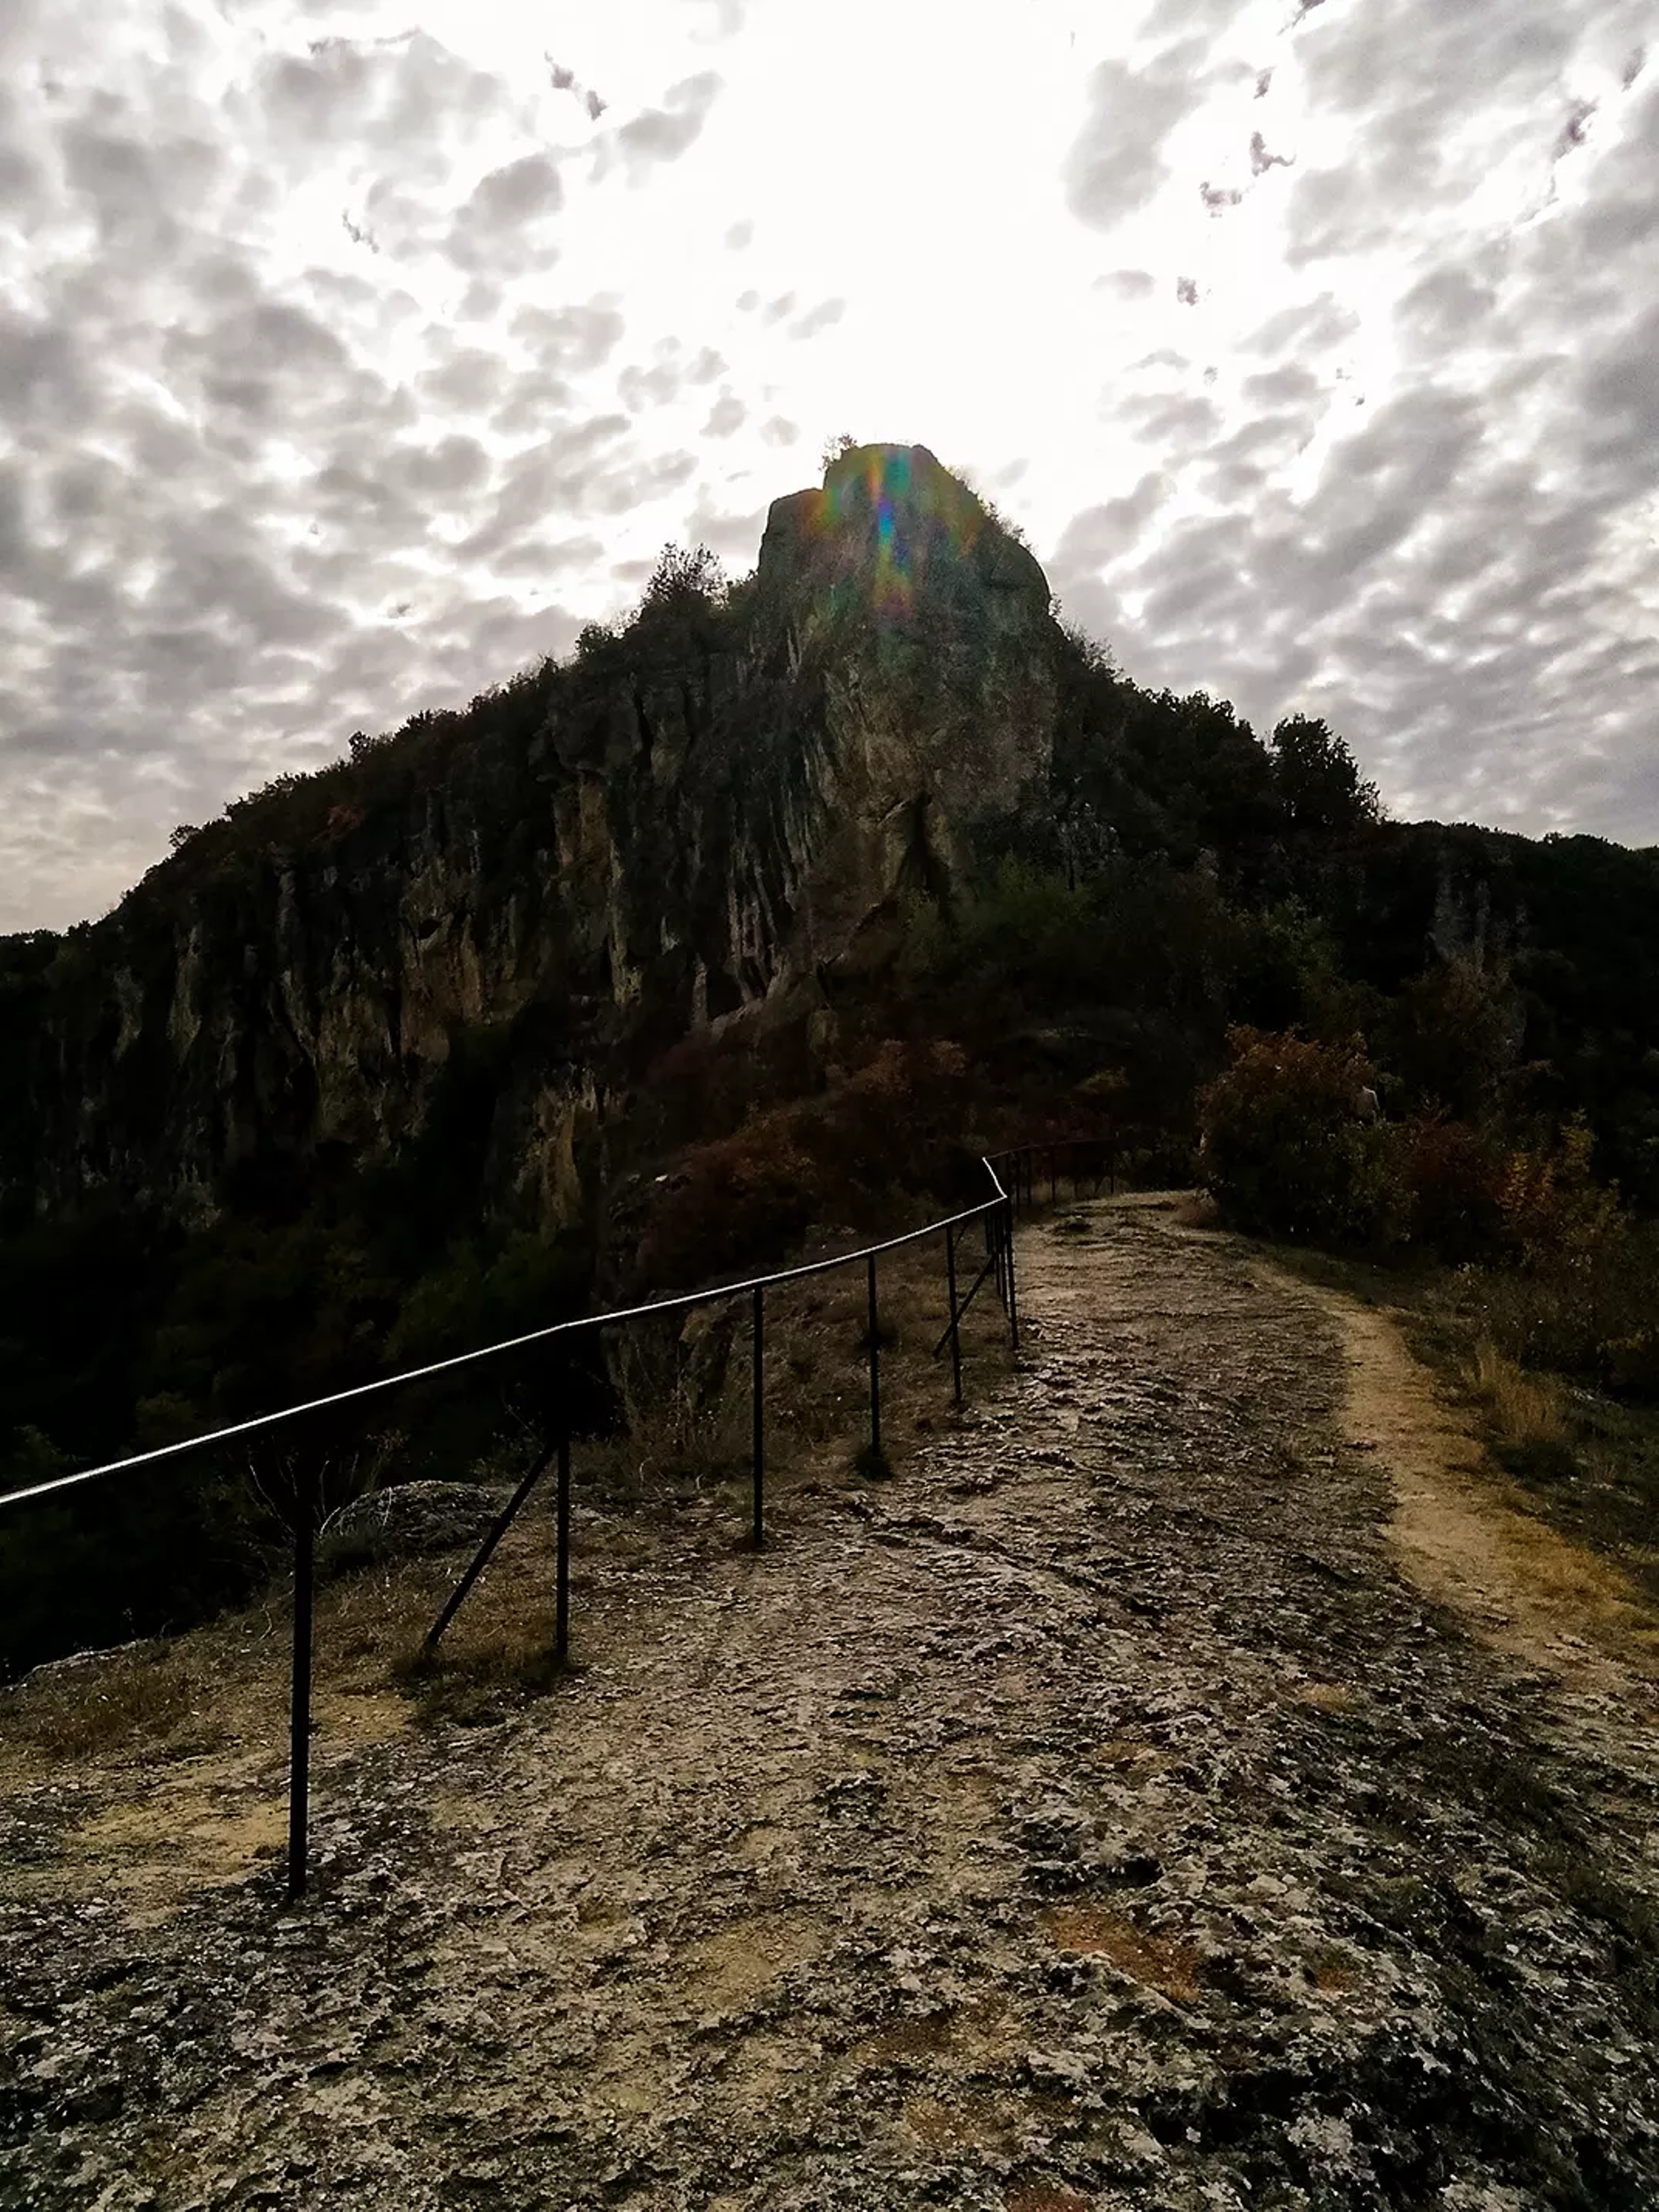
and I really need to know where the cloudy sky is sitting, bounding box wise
[3,0,1656,933]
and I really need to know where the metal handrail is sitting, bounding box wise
[1,1136,1113,1900]
[0,1182,1012,1514]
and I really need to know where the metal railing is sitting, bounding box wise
[0,1136,1116,1901]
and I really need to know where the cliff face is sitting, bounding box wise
[0,445,1055,1232]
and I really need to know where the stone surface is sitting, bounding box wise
[3,1203,1657,2207]
[321,1480,506,1569]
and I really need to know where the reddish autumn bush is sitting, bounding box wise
[1198,1028,1402,1245]
[636,1038,976,1291]
[1396,1114,1506,1258]
[812,1038,971,1194]
[637,1114,824,1291]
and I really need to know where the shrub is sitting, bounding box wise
[638,1117,824,1290]
[1198,1028,1401,1244]
[1470,1210,1659,1396]
[812,1038,970,1196]
[1397,1114,1506,1257]
[1493,1117,1621,1270]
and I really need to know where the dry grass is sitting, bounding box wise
[1467,1339,1570,1456]
[0,1225,1015,1774]
[394,1616,564,1728]
[0,1640,224,1760]
[584,1367,752,1506]
[593,1228,1009,1511]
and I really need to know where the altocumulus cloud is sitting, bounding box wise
[605,71,724,184]
[1049,0,1659,845]
[0,9,753,933]
[7,0,1658,935]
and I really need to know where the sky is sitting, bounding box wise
[3,0,1656,934]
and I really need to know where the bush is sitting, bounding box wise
[638,1118,824,1291]
[1492,1117,1621,1270]
[1468,1209,1659,1396]
[1198,1028,1401,1245]
[812,1039,970,1195]
[1397,1114,1506,1257]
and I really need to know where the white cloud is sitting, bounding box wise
[1063,43,1214,230]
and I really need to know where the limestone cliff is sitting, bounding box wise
[0,445,1055,1233]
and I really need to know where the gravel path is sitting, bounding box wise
[5,1199,1659,2210]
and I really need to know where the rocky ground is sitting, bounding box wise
[3,1198,1659,2211]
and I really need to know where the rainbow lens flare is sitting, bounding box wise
[807,445,989,621]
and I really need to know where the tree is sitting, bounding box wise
[821,431,858,471]
[642,542,727,610]
[1270,714,1382,838]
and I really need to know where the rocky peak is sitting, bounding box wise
[0,447,1058,1235]
[750,446,1055,977]
[757,442,1050,639]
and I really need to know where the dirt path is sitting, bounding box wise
[5,1200,1659,2210]
[1296,1273,1659,1696]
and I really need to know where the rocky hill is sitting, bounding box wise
[0,444,1053,1238]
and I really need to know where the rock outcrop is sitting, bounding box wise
[0,445,1055,1235]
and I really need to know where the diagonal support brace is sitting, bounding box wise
[423,1450,553,1651]
[931,1251,999,1359]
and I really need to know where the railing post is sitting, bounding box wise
[751,1285,764,1546]
[554,1427,571,1661]
[1005,1197,1020,1351]
[866,1253,882,1462]
[286,1458,316,1903]
[944,1223,963,1407]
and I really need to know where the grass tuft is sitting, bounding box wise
[1467,1339,1576,1480]
[393,1621,565,1728]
